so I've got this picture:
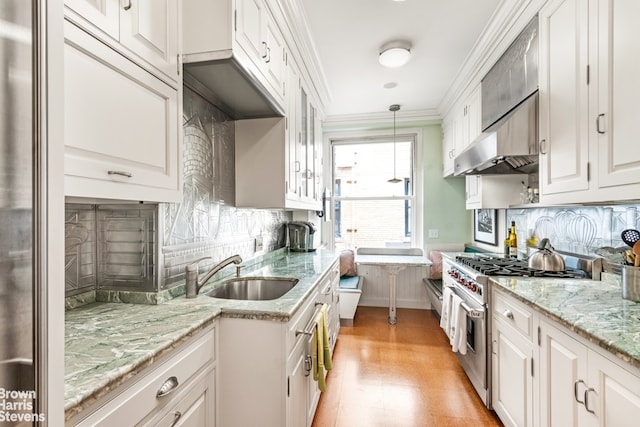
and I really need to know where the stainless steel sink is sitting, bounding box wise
[205,277,299,300]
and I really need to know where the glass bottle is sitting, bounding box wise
[509,221,518,258]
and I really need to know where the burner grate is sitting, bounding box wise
[455,255,588,279]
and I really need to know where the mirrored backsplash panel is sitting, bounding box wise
[507,204,640,256]
[64,87,291,298]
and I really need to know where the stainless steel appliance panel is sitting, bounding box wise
[0,0,37,417]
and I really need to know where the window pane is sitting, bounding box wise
[334,199,411,250]
[333,141,412,197]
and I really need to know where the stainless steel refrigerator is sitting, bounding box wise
[0,0,41,424]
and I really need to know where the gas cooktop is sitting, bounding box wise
[454,255,588,279]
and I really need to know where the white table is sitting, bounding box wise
[355,254,431,324]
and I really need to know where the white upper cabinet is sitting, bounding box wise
[539,0,590,198]
[63,1,182,203]
[595,0,640,190]
[182,0,288,109]
[465,175,524,210]
[539,0,640,204]
[64,0,180,85]
[442,84,481,178]
[64,21,181,203]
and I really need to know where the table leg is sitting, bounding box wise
[386,265,406,324]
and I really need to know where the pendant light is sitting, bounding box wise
[388,104,402,183]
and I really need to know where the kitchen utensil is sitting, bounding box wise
[528,238,566,272]
[625,250,635,265]
[621,229,640,247]
[634,241,640,267]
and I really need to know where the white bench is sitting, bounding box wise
[339,275,363,326]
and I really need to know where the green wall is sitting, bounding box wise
[420,124,469,249]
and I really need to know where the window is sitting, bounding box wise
[332,136,416,251]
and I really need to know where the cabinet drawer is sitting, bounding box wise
[494,291,534,341]
[75,327,215,426]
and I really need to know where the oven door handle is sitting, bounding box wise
[444,286,485,319]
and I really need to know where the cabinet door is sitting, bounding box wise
[119,0,179,83]
[539,0,590,197]
[463,85,482,145]
[442,119,455,177]
[587,350,640,427]
[65,0,119,39]
[235,0,265,65]
[595,0,640,189]
[263,12,286,98]
[539,321,589,427]
[492,320,534,427]
[465,175,481,208]
[287,339,309,427]
[64,21,181,202]
[286,55,301,200]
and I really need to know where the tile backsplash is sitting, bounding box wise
[65,87,291,297]
[507,204,640,256]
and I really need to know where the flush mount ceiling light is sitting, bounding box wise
[379,45,411,68]
[388,104,402,184]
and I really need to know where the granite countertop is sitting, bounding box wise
[65,249,339,420]
[490,276,640,370]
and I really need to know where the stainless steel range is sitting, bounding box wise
[441,253,597,409]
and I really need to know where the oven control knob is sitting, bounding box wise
[469,283,477,292]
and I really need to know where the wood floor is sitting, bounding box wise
[311,307,503,427]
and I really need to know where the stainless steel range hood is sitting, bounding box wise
[454,92,538,176]
[183,52,284,120]
[454,15,539,176]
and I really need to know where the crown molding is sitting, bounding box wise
[323,109,441,132]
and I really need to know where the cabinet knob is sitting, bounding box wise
[503,310,514,320]
[156,376,179,398]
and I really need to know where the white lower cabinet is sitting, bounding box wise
[493,287,640,427]
[492,291,535,427]
[71,325,216,427]
[218,260,339,427]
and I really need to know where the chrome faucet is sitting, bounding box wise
[185,254,243,298]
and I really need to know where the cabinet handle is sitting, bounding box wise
[574,379,586,405]
[156,376,179,398]
[170,411,182,427]
[108,170,133,178]
[122,0,132,11]
[503,309,514,320]
[539,139,547,155]
[265,46,271,63]
[261,41,268,59]
[304,355,313,377]
[295,161,301,172]
[596,113,606,134]
[584,387,596,414]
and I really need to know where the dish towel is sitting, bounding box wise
[321,304,333,371]
[440,286,454,339]
[450,294,468,355]
[313,304,331,392]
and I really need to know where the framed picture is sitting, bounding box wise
[474,209,498,246]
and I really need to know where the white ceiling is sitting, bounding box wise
[300,0,501,119]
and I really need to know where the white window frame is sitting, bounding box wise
[323,127,424,250]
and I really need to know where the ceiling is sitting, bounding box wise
[300,0,502,119]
